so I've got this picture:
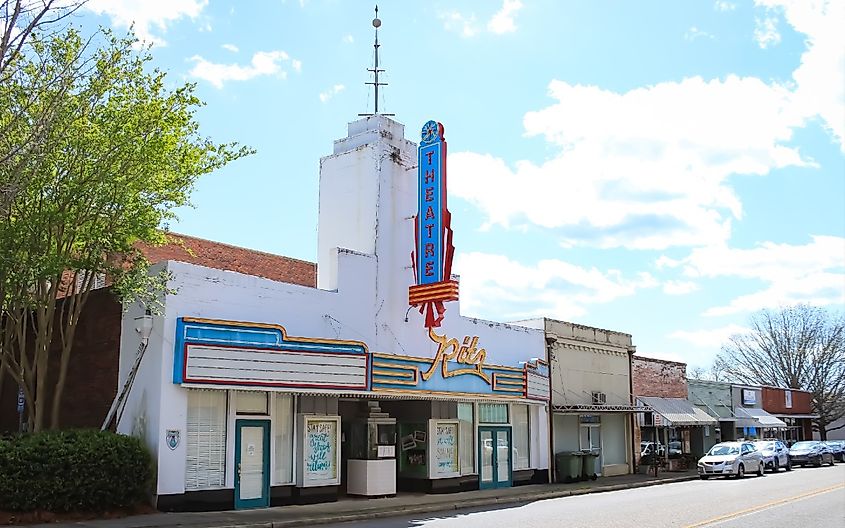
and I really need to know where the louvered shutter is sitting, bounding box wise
[185,390,227,490]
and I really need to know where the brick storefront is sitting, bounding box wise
[0,233,317,433]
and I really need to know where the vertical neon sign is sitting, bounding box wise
[409,120,458,328]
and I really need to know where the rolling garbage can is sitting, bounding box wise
[555,452,583,483]
[580,450,600,481]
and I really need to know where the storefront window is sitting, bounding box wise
[458,403,474,474]
[186,390,227,490]
[479,403,508,424]
[512,404,530,470]
[273,394,294,484]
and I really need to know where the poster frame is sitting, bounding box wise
[296,414,341,487]
[428,419,460,479]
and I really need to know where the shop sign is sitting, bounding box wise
[305,420,337,480]
[741,388,757,406]
[409,120,458,328]
[421,328,489,383]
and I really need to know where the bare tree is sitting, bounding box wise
[716,305,845,440]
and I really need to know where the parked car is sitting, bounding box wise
[640,441,665,457]
[697,441,764,479]
[823,441,844,462]
[668,441,683,456]
[788,441,835,467]
[753,440,791,472]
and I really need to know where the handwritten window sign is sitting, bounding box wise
[304,418,337,481]
[429,420,459,478]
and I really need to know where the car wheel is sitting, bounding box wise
[829,456,835,467]
[785,459,792,471]
[757,462,765,476]
[737,464,745,478]
[771,458,779,473]
[814,457,822,467]
[699,475,709,480]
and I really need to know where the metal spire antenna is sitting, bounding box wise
[359,5,394,117]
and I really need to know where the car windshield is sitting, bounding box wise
[755,441,774,450]
[791,442,816,449]
[708,445,739,456]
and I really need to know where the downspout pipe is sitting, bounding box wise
[627,345,637,474]
[546,332,556,484]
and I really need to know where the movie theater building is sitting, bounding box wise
[115,115,550,511]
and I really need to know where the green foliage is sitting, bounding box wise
[0,429,154,512]
[0,25,252,430]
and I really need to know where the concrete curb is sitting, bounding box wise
[229,475,700,528]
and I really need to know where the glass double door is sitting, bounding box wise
[479,426,512,489]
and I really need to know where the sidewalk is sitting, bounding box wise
[43,470,699,528]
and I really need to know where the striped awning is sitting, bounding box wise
[638,396,718,426]
[735,407,788,429]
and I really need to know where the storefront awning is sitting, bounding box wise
[552,403,650,414]
[772,413,819,420]
[734,407,788,429]
[637,397,718,426]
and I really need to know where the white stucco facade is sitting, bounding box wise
[117,116,550,509]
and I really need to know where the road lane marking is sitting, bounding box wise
[683,482,845,528]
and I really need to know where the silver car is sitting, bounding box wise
[697,441,765,479]
[753,440,792,472]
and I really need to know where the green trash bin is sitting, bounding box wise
[555,451,583,483]
[581,450,599,480]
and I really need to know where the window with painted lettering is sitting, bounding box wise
[512,404,530,470]
[273,394,294,484]
[186,390,227,490]
[458,403,475,474]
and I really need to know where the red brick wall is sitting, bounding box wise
[0,289,122,432]
[632,356,688,398]
[139,232,317,287]
[761,386,812,415]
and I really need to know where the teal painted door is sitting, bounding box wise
[235,420,270,509]
[478,426,512,489]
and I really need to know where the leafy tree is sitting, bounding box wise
[0,27,252,432]
[1,1,87,212]
[716,305,845,439]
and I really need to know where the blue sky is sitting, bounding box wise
[77,0,844,369]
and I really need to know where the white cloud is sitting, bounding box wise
[669,324,750,348]
[755,0,845,150]
[454,252,658,321]
[188,51,294,89]
[85,0,208,46]
[319,84,345,103]
[684,26,714,41]
[440,0,523,38]
[439,10,479,38]
[662,235,845,316]
[450,75,808,250]
[754,15,781,48]
[715,1,737,11]
[291,59,302,73]
[663,280,700,295]
[487,0,523,34]
[221,43,239,53]
[343,34,355,44]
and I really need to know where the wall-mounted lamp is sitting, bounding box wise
[404,306,413,323]
[134,314,154,343]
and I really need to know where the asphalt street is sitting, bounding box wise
[325,464,845,528]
